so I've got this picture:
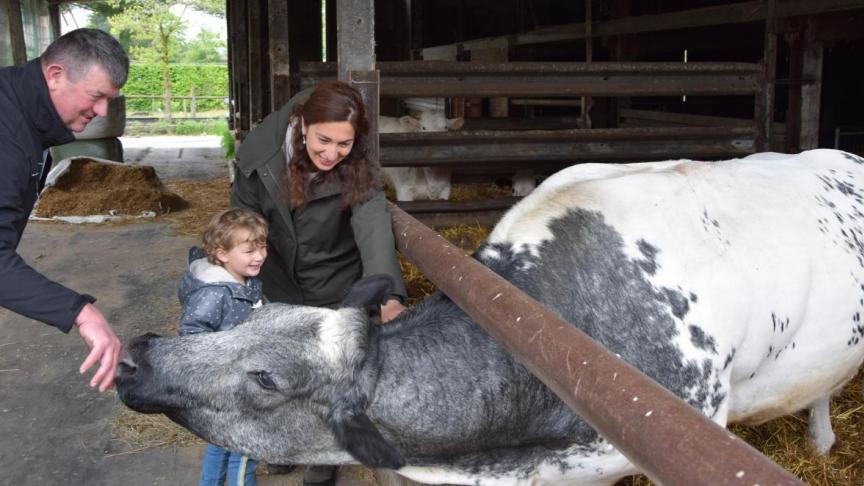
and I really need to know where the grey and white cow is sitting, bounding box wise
[116,149,864,485]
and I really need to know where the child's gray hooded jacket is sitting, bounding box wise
[178,247,264,336]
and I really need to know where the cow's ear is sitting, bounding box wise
[327,407,405,469]
[447,116,465,131]
[341,275,393,309]
[399,115,421,131]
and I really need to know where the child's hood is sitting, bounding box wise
[178,246,262,304]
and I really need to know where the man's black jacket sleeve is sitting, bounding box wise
[0,139,94,333]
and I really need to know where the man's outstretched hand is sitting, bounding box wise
[74,303,122,392]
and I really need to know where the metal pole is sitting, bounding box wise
[389,204,805,486]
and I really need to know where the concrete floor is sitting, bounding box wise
[122,135,232,181]
[0,137,376,486]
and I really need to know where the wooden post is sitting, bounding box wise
[755,0,777,152]
[190,87,197,118]
[48,3,61,40]
[469,39,510,118]
[784,29,802,153]
[230,0,250,134]
[268,0,292,111]
[338,0,379,163]
[581,0,593,128]
[799,20,823,150]
[4,0,27,65]
[247,0,266,126]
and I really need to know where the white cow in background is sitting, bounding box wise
[380,100,537,201]
[379,110,463,201]
[118,149,864,485]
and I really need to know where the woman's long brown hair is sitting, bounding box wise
[284,81,382,208]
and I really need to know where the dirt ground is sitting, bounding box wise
[0,137,369,486]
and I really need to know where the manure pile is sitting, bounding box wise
[36,158,187,217]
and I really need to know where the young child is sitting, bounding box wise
[178,208,268,486]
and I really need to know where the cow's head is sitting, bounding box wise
[417,110,464,132]
[115,275,404,469]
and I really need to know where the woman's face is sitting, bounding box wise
[302,119,356,171]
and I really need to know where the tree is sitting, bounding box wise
[178,28,226,63]
[106,0,224,120]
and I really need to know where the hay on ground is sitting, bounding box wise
[161,177,231,236]
[36,158,187,217]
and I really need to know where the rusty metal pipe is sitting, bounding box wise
[389,204,804,486]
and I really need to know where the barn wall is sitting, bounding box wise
[227,0,864,156]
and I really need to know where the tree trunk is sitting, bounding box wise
[161,29,173,122]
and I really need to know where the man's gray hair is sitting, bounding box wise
[41,28,129,88]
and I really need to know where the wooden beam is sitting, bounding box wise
[379,127,755,167]
[268,0,291,111]
[300,61,763,98]
[420,0,864,56]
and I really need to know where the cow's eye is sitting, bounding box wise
[248,370,277,391]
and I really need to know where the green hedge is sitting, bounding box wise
[124,63,229,112]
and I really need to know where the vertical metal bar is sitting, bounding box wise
[389,204,805,486]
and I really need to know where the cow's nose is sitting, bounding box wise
[116,356,138,378]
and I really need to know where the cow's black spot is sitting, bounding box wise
[479,209,716,415]
[636,239,658,275]
[663,288,690,319]
[722,347,736,370]
[843,152,864,165]
[689,325,717,354]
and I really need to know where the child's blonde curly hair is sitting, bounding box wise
[202,208,268,265]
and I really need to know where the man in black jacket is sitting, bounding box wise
[0,29,128,392]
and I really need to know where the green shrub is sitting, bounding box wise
[125,63,228,112]
[207,119,229,134]
[175,120,205,135]
[220,125,235,159]
[149,120,172,135]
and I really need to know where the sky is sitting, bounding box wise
[60,4,227,41]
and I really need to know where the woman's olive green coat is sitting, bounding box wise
[230,97,407,307]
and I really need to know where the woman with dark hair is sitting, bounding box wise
[233,81,406,319]
[230,81,407,485]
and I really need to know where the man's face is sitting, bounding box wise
[44,63,119,132]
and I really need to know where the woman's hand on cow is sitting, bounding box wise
[380,298,406,324]
[74,303,123,392]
